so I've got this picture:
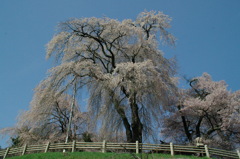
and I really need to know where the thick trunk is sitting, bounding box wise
[120,87,143,143]
[129,93,143,143]
[113,97,133,143]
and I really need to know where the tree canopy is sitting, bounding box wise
[37,10,177,143]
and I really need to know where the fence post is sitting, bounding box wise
[170,142,174,156]
[72,140,76,152]
[136,141,139,154]
[236,149,240,159]
[22,144,27,156]
[3,148,10,159]
[204,145,210,158]
[45,142,50,153]
[102,140,106,153]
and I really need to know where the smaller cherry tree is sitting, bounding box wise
[162,73,240,149]
[0,90,89,145]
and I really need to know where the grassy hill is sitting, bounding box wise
[7,152,209,159]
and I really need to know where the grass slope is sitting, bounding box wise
[7,152,209,159]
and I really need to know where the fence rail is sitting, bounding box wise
[0,141,239,159]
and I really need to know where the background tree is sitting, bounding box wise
[39,10,177,143]
[0,91,89,145]
[162,73,240,149]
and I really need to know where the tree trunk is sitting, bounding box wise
[113,95,133,143]
[177,105,192,142]
[196,116,203,137]
[129,93,143,143]
[120,87,143,143]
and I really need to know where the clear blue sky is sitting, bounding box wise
[1,0,240,148]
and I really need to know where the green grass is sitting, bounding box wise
[7,152,209,159]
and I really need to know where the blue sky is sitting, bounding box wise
[1,0,240,148]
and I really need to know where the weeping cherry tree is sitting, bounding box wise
[41,10,177,143]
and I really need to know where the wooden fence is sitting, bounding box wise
[0,141,239,159]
